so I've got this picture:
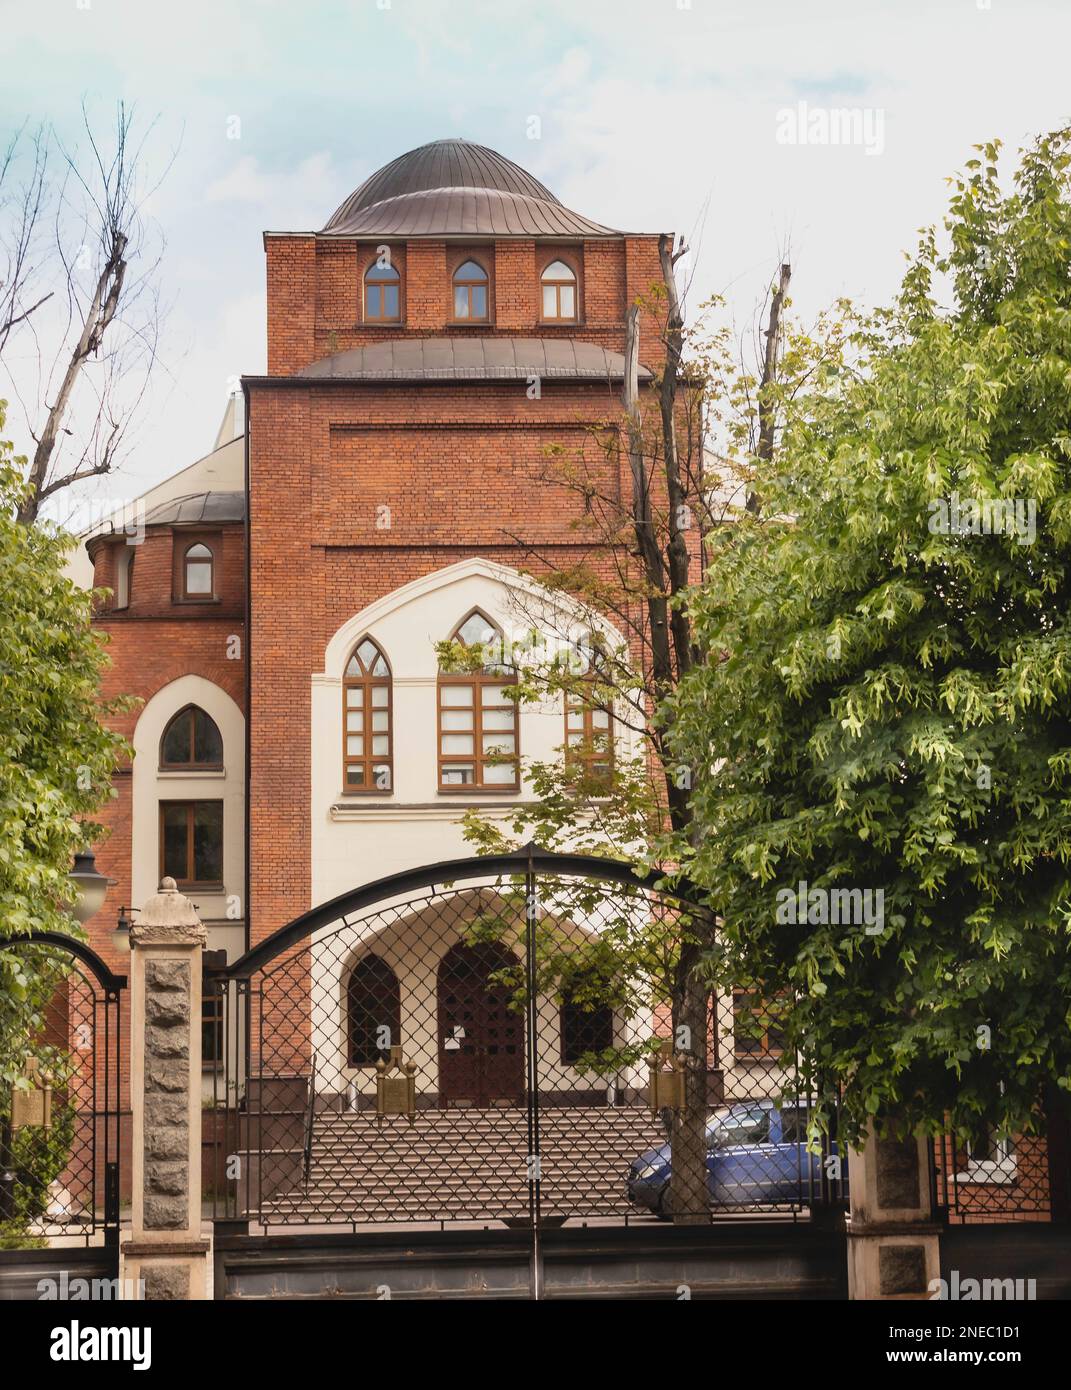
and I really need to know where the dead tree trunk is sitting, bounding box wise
[747,261,791,516]
[17,230,128,523]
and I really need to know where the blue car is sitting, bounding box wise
[627,1099,843,1216]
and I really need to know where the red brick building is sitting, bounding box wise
[84,140,671,1112]
[79,140,1058,1218]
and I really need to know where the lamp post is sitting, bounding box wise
[110,907,137,954]
[68,850,115,924]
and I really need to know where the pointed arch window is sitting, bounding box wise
[364,257,401,322]
[160,705,224,770]
[343,637,393,793]
[452,259,489,321]
[183,542,215,599]
[347,955,402,1066]
[438,611,518,791]
[541,258,578,321]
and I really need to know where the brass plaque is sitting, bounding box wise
[380,1076,411,1115]
[11,1083,52,1130]
[651,1069,685,1112]
[375,1055,417,1120]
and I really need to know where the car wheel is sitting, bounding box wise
[654,1188,672,1222]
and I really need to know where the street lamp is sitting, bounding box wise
[68,850,114,924]
[110,907,137,954]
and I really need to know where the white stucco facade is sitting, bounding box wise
[131,672,246,963]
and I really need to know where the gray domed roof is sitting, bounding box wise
[321,139,619,238]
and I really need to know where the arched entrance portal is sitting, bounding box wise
[438,941,524,1106]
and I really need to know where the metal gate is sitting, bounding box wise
[1,933,125,1283]
[206,846,845,1232]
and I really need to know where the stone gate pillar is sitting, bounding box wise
[847,1124,942,1299]
[120,877,209,1300]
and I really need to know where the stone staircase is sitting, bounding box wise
[258,1106,668,1225]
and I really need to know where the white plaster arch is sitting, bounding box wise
[309,558,640,913]
[130,675,245,927]
[320,557,628,679]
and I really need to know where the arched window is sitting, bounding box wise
[438,611,518,790]
[541,259,577,321]
[452,259,488,321]
[183,542,214,599]
[364,257,401,322]
[160,705,223,769]
[347,955,401,1066]
[343,637,392,792]
[115,546,135,609]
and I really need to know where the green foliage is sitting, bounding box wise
[459,750,664,863]
[670,128,1071,1146]
[0,404,127,958]
[0,402,126,1235]
[0,1084,77,1249]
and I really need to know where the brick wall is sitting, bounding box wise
[83,524,247,1120]
[266,231,668,376]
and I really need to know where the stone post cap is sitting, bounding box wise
[130,877,208,945]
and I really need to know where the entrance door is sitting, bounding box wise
[437,941,524,1106]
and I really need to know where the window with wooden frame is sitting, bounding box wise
[343,637,392,793]
[732,988,787,1060]
[364,256,401,322]
[347,955,402,1066]
[540,258,578,321]
[160,705,224,770]
[182,541,215,599]
[438,611,518,791]
[159,800,223,889]
[564,686,613,788]
[202,993,224,1067]
[452,259,489,321]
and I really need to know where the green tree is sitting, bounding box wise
[671,128,1071,1151]
[0,400,127,1092]
[446,245,811,1219]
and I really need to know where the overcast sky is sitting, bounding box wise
[3,0,1070,523]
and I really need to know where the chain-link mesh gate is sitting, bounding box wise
[1,935,124,1257]
[207,849,846,1230]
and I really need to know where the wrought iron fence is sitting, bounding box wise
[934,1131,1053,1223]
[0,936,124,1251]
[206,850,847,1230]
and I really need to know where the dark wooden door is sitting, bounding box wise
[437,942,524,1106]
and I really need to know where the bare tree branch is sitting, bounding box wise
[0,102,169,524]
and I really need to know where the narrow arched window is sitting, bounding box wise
[364,257,401,322]
[343,637,392,792]
[160,705,224,769]
[453,259,488,321]
[115,546,135,609]
[438,611,518,791]
[347,955,401,1066]
[183,542,214,599]
[541,259,577,321]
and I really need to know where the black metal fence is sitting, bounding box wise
[0,935,124,1255]
[207,849,847,1230]
[935,1132,1053,1224]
